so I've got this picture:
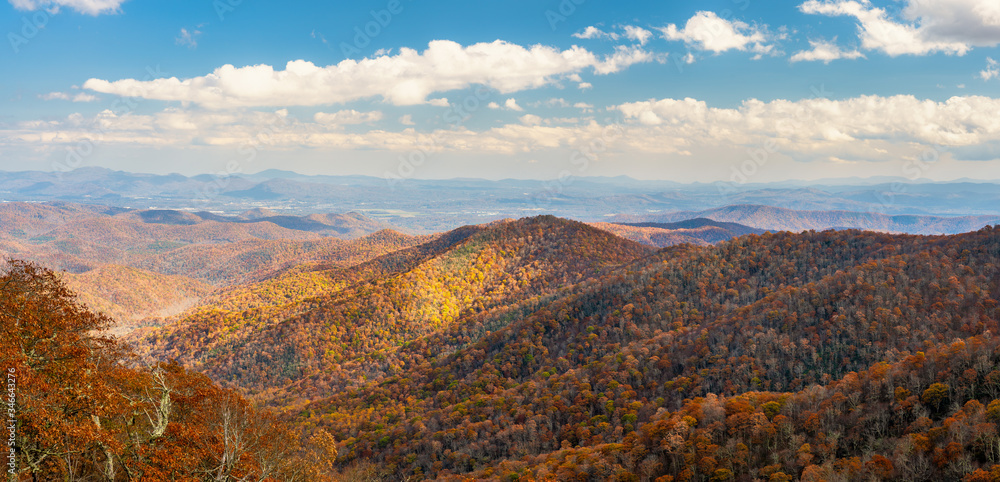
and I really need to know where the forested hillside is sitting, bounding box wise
[591,219,765,247]
[135,217,655,402]
[289,222,1000,480]
[10,213,1000,480]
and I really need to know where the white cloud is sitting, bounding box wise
[504,98,524,112]
[532,98,570,108]
[8,0,124,15]
[572,26,619,40]
[489,98,525,111]
[659,11,777,55]
[798,0,999,56]
[982,57,999,80]
[313,109,383,125]
[578,82,593,90]
[175,28,200,49]
[8,95,1000,167]
[427,98,450,107]
[573,102,594,113]
[39,92,71,101]
[615,95,1000,156]
[594,45,665,74]
[37,92,99,103]
[519,114,542,126]
[790,38,865,63]
[83,40,651,109]
[399,114,415,125]
[900,0,1000,46]
[623,25,653,45]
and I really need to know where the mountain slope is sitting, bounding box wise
[61,265,212,329]
[135,216,655,399]
[280,224,1000,480]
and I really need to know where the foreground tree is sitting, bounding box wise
[0,259,306,481]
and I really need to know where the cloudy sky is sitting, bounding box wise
[2,0,1000,182]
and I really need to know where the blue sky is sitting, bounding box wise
[1,0,999,183]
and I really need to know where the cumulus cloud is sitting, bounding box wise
[659,11,778,56]
[900,0,1000,46]
[572,26,619,40]
[519,114,542,126]
[489,99,525,111]
[504,98,523,111]
[313,109,383,125]
[982,57,999,80]
[8,0,124,15]
[399,114,415,125]
[594,45,665,74]
[72,93,97,102]
[622,25,653,45]
[83,40,654,109]
[799,0,1000,56]
[790,38,865,63]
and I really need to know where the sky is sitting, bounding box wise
[1,0,999,183]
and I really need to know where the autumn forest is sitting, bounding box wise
[2,201,1000,481]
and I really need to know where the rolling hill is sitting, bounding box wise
[283,223,1000,480]
[590,218,766,247]
[134,216,656,399]
[0,202,422,323]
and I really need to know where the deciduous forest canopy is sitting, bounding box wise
[4,216,1000,481]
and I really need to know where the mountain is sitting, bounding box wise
[590,218,767,247]
[133,216,655,399]
[235,221,999,480]
[615,204,1000,234]
[0,202,422,323]
[0,202,403,275]
[11,209,1000,480]
[129,213,1000,480]
[6,168,1000,235]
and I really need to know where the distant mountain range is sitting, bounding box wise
[612,204,1000,235]
[4,168,1000,233]
[0,201,422,325]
